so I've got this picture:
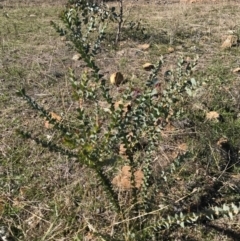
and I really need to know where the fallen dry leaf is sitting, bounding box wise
[206,111,219,121]
[44,122,52,129]
[164,123,176,132]
[143,63,154,71]
[72,53,81,61]
[114,100,131,115]
[84,232,96,241]
[119,144,127,156]
[112,166,144,189]
[168,47,175,53]
[50,112,61,121]
[233,67,240,73]
[221,35,238,49]
[137,43,150,50]
[44,112,61,129]
[217,137,228,147]
[169,150,179,160]
[110,72,124,86]
[114,100,123,110]
[178,143,188,152]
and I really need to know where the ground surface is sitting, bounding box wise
[1,0,240,240]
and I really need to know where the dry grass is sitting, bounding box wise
[1,0,240,240]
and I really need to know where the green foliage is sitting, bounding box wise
[17,0,240,240]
